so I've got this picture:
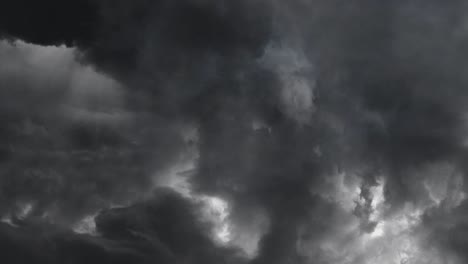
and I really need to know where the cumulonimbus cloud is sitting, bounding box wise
[2,1,468,263]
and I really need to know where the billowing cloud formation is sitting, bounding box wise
[0,189,246,264]
[2,0,468,263]
[0,40,191,227]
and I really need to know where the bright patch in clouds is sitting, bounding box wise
[311,172,453,264]
[1,202,35,227]
[17,202,34,220]
[200,196,232,243]
[158,167,234,244]
[73,213,98,236]
[154,131,233,245]
[1,215,17,227]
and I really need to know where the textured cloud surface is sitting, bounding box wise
[2,0,468,263]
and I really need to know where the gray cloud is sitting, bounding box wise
[2,0,468,263]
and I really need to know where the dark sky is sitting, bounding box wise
[1,0,468,263]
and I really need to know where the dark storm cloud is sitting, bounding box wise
[0,1,277,263]
[0,189,245,264]
[0,42,188,224]
[0,0,99,46]
[0,0,271,75]
[195,0,468,261]
[0,0,274,224]
[299,0,468,213]
[3,0,468,263]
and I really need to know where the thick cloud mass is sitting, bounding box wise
[0,189,245,264]
[2,0,468,263]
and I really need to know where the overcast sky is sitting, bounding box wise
[1,1,468,263]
